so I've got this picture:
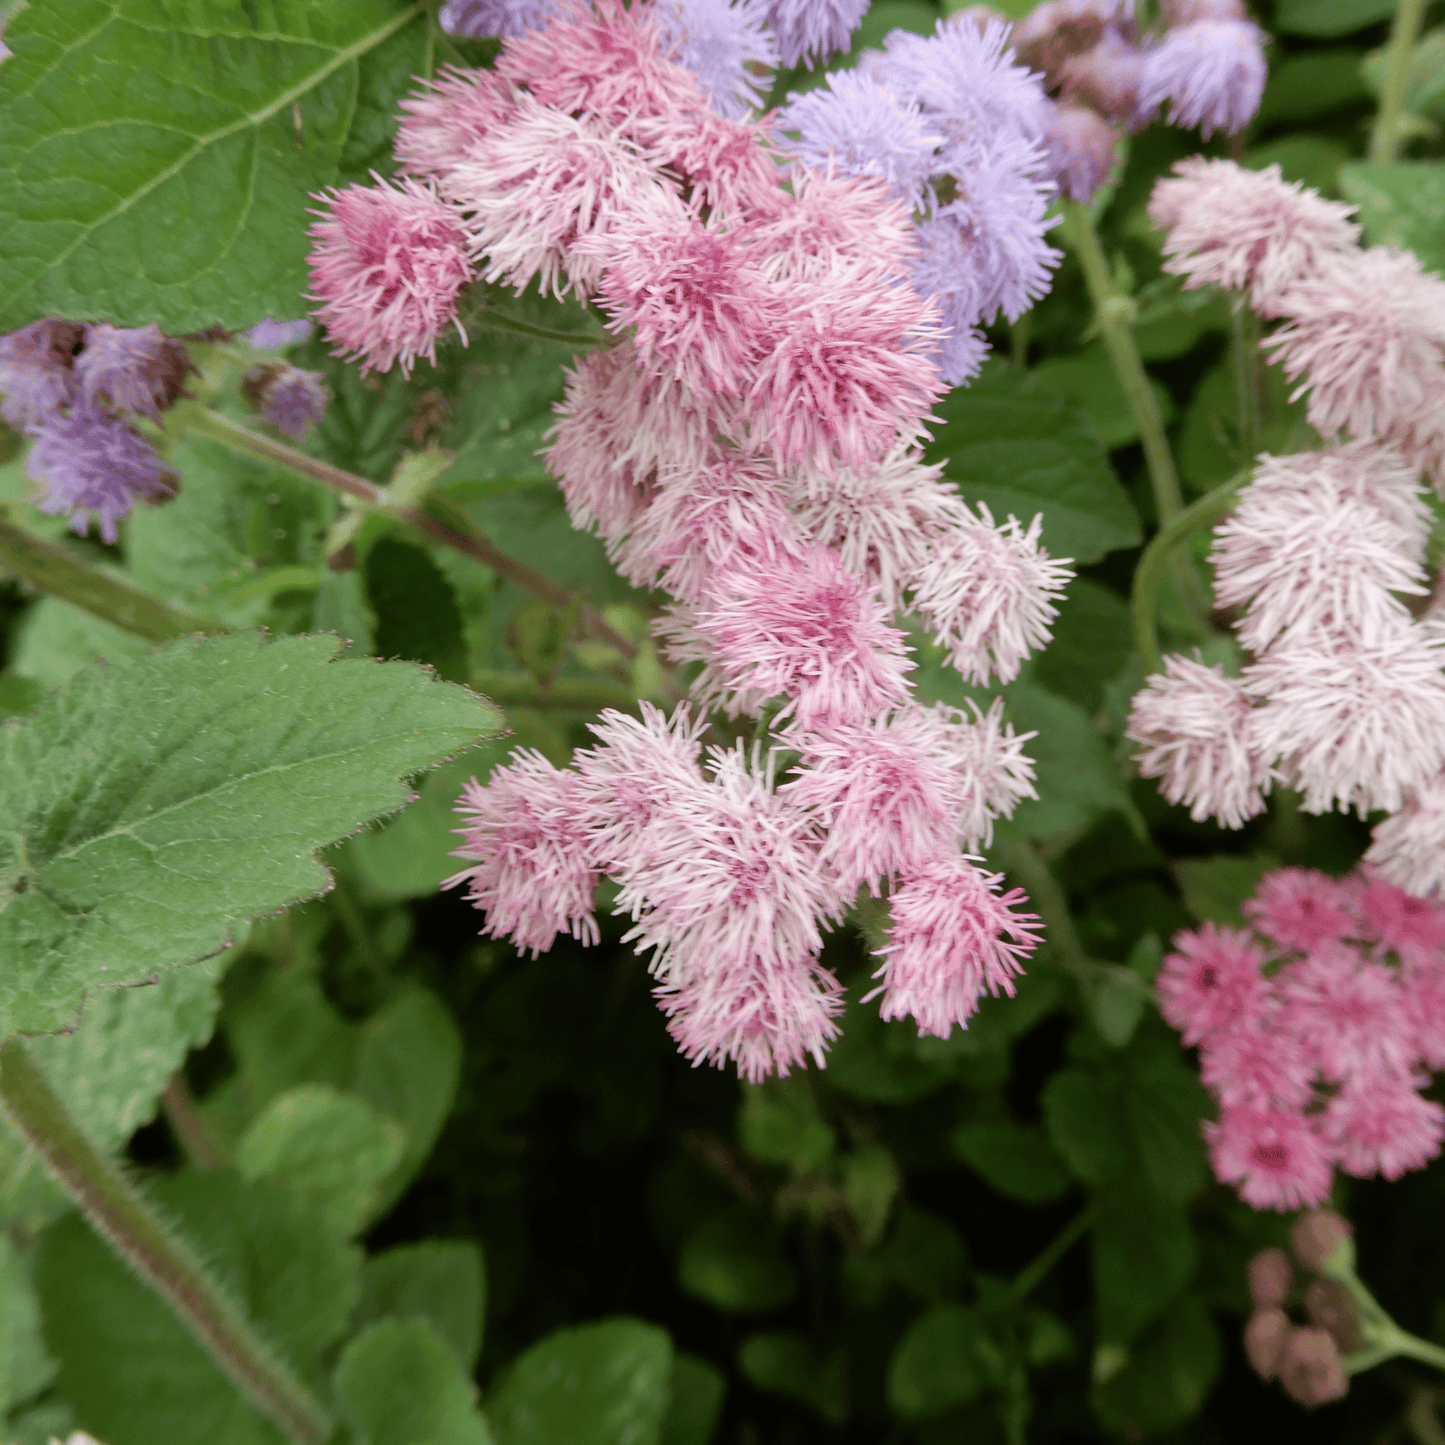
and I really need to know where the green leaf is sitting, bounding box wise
[887,1304,993,1420]
[1173,853,1279,927]
[737,1333,846,1425]
[1030,578,1132,715]
[367,537,467,675]
[1041,1070,1133,1187]
[951,1122,1073,1204]
[0,1,427,333]
[1339,162,1445,275]
[925,360,1141,565]
[822,991,957,1103]
[1092,1179,1196,1343]
[0,675,42,720]
[313,570,378,653]
[873,1207,968,1304]
[1257,49,1373,126]
[0,630,501,1038]
[843,1144,902,1250]
[334,1319,493,1445]
[353,1241,486,1374]
[489,1318,674,1445]
[1244,137,1350,197]
[677,1207,797,1314]
[35,1173,361,1445]
[235,1082,407,1239]
[658,1354,725,1445]
[1032,342,1175,450]
[9,596,151,689]
[0,1236,56,1416]
[1363,27,1445,114]
[1274,0,1396,36]
[1093,1295,1221,1435]
[737,1078,836,1171]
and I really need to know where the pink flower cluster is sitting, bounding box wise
[1129,162,1445,893]
[1158,866,1445,1211]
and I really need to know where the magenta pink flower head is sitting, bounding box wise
[307,175,474,376]
[1163,863,1445,1210]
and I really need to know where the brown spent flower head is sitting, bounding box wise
[1244,1306,1291,1381]
[1247,1247,1294,1309]
[1278,1326,1349,1408]
[1305,1277,1363,1353]
[1292,1210,1355,1275]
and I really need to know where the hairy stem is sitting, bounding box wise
[1230,301,1261,467]
[0,518,224,642]
[1061,200,1211,627]
[0,1044,329,1445]
[1003,1206,1096,1308]
[179,408,636,658]
[160,1075,229,1172]
[1130,467,1251,677]
[1369,0,1429,163]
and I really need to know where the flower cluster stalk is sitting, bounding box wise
[1369,0,1429,163]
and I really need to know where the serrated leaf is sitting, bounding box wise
[1033,342,1175,450]
[0,630,501,1037]
[489,1318,674,1445]
[367,536,467,675]
[0,1,427,333]
[925,360,1140,565]
[335,1319,494,1445]
[352,1241,486,1373]
[235,1082,407,1239]
[1092,1179,1196,1343]
[35,1172,360,1445]
[1339,161,1445,276]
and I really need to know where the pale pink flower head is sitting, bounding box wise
[780,707,964,895]
[1243,868,1355,954]
[641,105,786,220]
[1148,158,1360,315]
[497,0,706,131]
[658,945,846,1082]
[615,743,842,979]
[910,504,1073,686]
[394,65,519,178]
[1138,19,1266,138]
[1325,1075,1445,1181]
[694,546,915,728]
[1199,1016,1315,1111]
[547,347,713,545]
[1157,921,1267,1045]
[1127,658,1272,830]
[789,445,961,613]
[746,269,946,476]
[446,751,600,956]
[1367,770,1445,901]
[1355,870,1445,961]
[870,854,1042,1039]
[1278,943,1413,1085]
[594,206,770,399]
[1264,246,1445,477]
[651,600,774,718]
[447,99,670,299]
[307,176,473,376]
[1207,1105,1333,1211]
[1245,618,1445,817]
[930,697,1039,850]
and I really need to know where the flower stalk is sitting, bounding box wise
[1369,0,1429,163]
[0,1043,330,1445]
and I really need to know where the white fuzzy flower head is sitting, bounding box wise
[1127,656,1272,829]
[909,504,1073,685]
[1212,445,1429,652]
[1367,770,1445,898]
[1246,618,1445,816]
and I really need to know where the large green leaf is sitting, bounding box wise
[35,1172,361,1445]
[489,1319,674,1445]
[1339,161,1445,276]
[0,1236,56,1417]
[887,1304,992,1420]
[352,1241,486,1373]
[0,0,426,333]
[925,361,1140,565]
[1093,1295,1221,1435]
[0,630,501,1038]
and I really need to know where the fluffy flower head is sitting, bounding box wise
[1207,1105,1333,1211]
[73,323,192,422]
[656,0,777,118]
[0,319,82,429]
[763,0,868,68]
[1138,18,1266,138]
[1157,922,1267,1045]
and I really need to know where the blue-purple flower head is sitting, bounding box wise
[780,69,943,207]
[75,322,193,422]
[656,0,777,118]
[243,363,328,442]
[1040,100,1119,202]
[27,404,176,544]
[245,317,315,350]
[0,320,82,430]
[1138,17,1266,137]
[439,0,560,38]
[764,0,868,68]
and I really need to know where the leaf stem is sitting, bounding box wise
[1003,1205,1096,1308]
[1369,0,1429,163]
[177,408,637,658]
[1130,468,1251,677]
[160,1075,229,1172]
[1061,199,1211,627]
[0,518,224,642]
[0,1043,329,1445]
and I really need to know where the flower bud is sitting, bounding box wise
[1305,1277,1363,1352]
[1041,103,1119,202]
[1247,1247,1293,1309]
[1243,1306,1290,1381]
[1278,1326,1349,1408]
[242,363,328,442]
[1058,30,1144,126]
[1292,1211,1355,1276]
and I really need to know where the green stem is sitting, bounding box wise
[160,1075,229,1172]
[1130,467,1251,677]
[0,1044,328,1445]
[471,669,638,710]
[1061,200,1210,626]
[1010,311,1032,370]
[992,829,1091,978]
[1369,0,1429,163]
[1230,301,1260,467]
[0,518,224,642]
[1003,1206,1096,1307]
[177,408,636,658]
